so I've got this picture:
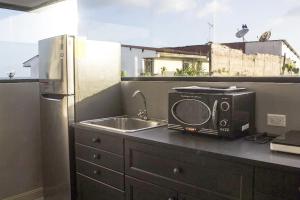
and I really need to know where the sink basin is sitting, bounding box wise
[80,116,167,133]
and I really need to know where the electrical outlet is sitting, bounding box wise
[267,114,286,127]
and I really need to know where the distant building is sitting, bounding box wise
[121,45,209,77]
[166,40,300,68]
[23,55,39,78]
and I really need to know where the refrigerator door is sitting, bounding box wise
[40,94,73,200]
[39,35,74,95]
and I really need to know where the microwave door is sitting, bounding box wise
[171,99,212,126]
[39,35,73,95]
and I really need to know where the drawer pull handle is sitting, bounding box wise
[173,167,181,175]
[168,198,175,200]
[93,154,100,159]
[93,170,100,175]
[92,138,101,143]
[298,186,300,192]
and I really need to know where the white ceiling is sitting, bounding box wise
[0,0,62,10]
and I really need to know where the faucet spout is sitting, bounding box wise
[132,90,148,120]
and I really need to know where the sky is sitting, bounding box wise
[0,0,299,77]
[78,0,300,51]
[0,0,77,77]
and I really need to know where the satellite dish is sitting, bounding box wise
[259,31,271,42]
[236,24,249,42]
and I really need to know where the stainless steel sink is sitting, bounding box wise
[80,116,167,133]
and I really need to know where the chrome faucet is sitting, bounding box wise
[132,90,148,120]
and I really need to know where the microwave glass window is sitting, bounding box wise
[172,100,211,125]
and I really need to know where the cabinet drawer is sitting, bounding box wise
[75,127,123,155]
[125,176,177,200]
[179,193,230,200]
[76,159,124,190]
[255,167,300,200]
[75,144,124,172]
[125,140,253,200]
[77,174,124,200]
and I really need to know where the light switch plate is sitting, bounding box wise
[267,114,286,127]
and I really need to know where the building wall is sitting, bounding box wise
[211,44,284,76]
[245,41,282,56]
[0,82,42,199]
[121,81,300,136]
[121,47,156,77]
[24,57,39,79]
[153,58,183,75]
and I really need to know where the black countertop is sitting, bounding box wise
[0,78,39,83]
[76,124,300,171]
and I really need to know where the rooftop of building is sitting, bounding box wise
[122,40,300,59]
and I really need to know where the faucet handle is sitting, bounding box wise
[137,109,148,120]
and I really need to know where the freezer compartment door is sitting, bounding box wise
[39,35,74,95]
[40,94,72,200]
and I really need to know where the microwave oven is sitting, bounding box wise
[168,91,255,138]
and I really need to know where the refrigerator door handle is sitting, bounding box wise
[41,94,64,101]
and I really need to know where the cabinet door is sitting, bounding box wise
[126,176,177,200]
[75,127,123,155]
[75,144,124,172]
[179,194,198,200]
[76,174,124,200]
[179,193,230,200]
[125,139,253,200]
[255,167,300,200]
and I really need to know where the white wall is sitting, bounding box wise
[153,58,183,75]
[121,47,156,76]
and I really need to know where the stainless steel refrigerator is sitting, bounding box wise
[39,35,122,200]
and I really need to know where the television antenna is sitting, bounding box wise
[208,22,214,42]
[259,31,271,42]
[235,24,249,42]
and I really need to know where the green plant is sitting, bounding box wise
[121,70,127,77]
[282,62,299,75]
[161,66,167,76]
[174,63,204,76]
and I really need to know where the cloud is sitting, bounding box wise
[197,0,231,18]
[156,0,198,14]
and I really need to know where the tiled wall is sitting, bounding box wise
[121,81,300,135]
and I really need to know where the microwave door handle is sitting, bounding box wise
[212,100,218,129]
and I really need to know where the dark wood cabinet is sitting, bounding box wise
[254,167,300,200]
[125,176,233,200]
[75,127,125,200]
[75,127,123,155]
[75,126,299,200]
[76,159,124,190]
[75,144,123,172]
[126,176,177,200]
[125,140,253,200]
[76,174,124,200]
[178,193,229,200]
